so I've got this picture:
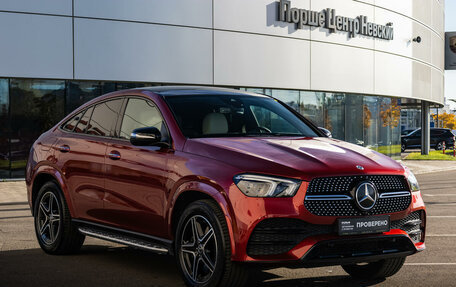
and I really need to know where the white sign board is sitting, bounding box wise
[445,32,456,70]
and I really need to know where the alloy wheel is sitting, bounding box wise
[37,191,61,245]
[179,215,217,284]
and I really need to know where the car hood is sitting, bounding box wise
[184,137,405,181]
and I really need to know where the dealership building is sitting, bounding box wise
[0,0,445,178]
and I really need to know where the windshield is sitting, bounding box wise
[164,94,319,138]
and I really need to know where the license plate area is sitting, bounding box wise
[338,215,390,236]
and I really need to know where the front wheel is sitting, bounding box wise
[175,200,249,287]
[342,257,406,279]
[34,181,85,254]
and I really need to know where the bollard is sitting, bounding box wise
[454,144,455,157]
[443,141,446,155]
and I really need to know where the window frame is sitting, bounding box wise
[59,97,126,140]
[114,96,172,146]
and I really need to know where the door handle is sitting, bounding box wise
[108,151,121,160]
[59,145,70,153]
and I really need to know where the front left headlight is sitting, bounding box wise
[233,174,301,197]
[407,170,420,192]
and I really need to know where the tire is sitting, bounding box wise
[34,181,85,254]
[401,144,406,152]
[342,257,406,279]
[435,141,444,151]
[175,200,249,287]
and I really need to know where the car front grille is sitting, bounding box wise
[304,175,411,216]
[302,235,416,265]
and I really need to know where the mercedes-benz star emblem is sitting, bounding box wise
[354,181,377,211]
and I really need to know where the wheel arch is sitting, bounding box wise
[167,180,237,257]
[31,168,74,217]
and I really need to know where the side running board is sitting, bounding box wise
[78,225,169,254]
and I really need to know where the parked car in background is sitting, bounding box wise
[401,128,456,152]
[27,87,426,286]
[401,129,416,136]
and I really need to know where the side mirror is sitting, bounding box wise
[130,127,161,146]
[318,127,332,138]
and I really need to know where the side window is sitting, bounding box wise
[120,98,168,140]
[74,107,93,134]
[87,99,123,137]
[62,111,83,132]
[413,130,421,137]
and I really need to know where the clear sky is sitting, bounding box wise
[445,1,456,109]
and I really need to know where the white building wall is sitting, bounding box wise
[0,0,445,105]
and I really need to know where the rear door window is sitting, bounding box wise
[87,99,123,137]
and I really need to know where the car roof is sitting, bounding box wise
[135,86,269,97]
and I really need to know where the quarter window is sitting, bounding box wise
[62,111,83,132]
[86,99,123,137]
[74,107,93,134]
[120,98,168,140]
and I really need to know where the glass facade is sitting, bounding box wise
[243,88,402,160]
[0,78,156,178]
[0,79,402,178]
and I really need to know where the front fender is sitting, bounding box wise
[166,179,237,257]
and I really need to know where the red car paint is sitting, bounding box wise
[26,87,425,263]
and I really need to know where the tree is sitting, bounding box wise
[379,99,401,127]
[431,112,456,130]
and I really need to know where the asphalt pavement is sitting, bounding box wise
[1,171,456,286]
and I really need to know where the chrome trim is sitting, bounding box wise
[305,195,352,201]
[78,227,168,254]
[379,191,411,199]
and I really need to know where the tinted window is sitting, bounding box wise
[410,130,421,137]
[164,94,318,138]
[62,112,83,132]
[74,107,93,134]
[431,130,443,136]
[87,99,123,137]
[120,98,168,140]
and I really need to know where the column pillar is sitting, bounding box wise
[421,101,430,155]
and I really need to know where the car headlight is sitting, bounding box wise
[407,170,420,192]
[233,174,301,197]
[401,163,420,192]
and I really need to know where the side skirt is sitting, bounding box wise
[73,219,173,255]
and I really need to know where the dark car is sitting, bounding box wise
[401,128,455,152]
[401,128,416,136]
[26,87,425,286]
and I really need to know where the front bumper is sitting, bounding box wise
[227,181,426,263]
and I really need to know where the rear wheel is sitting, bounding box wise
[175,200,249,287]
[34,181,85,254]
[435,141,445,151]
[342,257,406,279]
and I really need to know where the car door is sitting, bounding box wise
[430,130,440,147]
[55,99,123,223]
[407,130,421,148]
[102,97,171,237]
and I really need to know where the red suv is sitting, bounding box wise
[27,87,425,286]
